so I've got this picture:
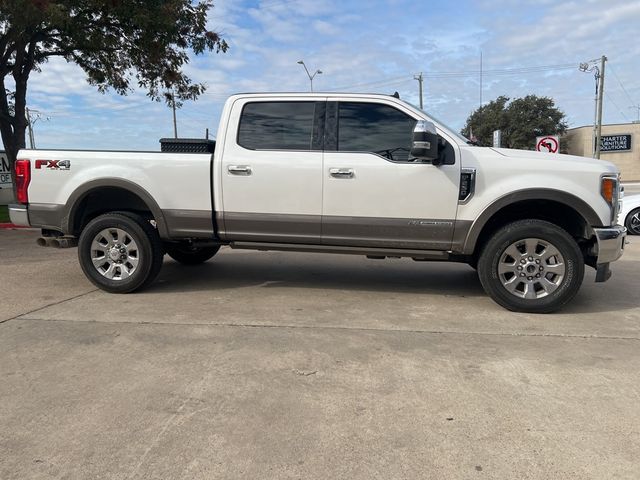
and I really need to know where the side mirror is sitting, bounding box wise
[410,120,440,165]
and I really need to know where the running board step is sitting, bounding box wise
[229,241,449,260]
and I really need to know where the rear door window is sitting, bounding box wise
[238,102,317,150]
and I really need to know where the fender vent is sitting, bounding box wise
[459,168,476,203]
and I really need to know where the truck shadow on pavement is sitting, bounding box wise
[146,250,640,315]
[150,251,486,298]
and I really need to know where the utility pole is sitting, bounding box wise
[171,91,178,139]
[25,107,35,149]
[579,57,605,158]
[594,55,607,160]
[413,72,424,109]
[630,105,640,123]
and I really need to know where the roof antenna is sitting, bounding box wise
[392,91,400,98]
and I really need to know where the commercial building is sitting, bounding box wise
[564,122,640,181]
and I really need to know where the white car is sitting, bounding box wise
[619,193,640,235]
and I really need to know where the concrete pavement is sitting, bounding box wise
[1,229,639,479]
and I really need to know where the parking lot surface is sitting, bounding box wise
[1,228,639,479]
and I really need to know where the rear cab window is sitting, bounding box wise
[238,101,323,151]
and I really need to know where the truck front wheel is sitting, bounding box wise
[477,219,584,313]
[78,212,164,293]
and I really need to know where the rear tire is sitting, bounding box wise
[78,212,164,293]
[166,244,220,265]
[477,219,584,313]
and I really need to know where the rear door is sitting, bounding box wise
[322,99,460,250]
[220,98,325,243]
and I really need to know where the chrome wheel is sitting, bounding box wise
[90,228,139,280]
[498,238,566,300]
[629,211,640,235]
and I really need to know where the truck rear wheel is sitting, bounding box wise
[165,244,220,265]
[78,212,164,293]
[477,219,584,313]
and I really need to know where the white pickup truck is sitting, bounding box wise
[9,93,626,312]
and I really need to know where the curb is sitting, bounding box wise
[0,223,29,229]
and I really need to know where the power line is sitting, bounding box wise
[329,76,412,91]
[420,64,576,79]
[604,91,630,123]
[331,62,579,91]
[608,64,638,105]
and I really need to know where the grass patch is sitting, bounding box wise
[0,205,9,223]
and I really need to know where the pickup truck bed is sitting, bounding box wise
[22,150,215,239]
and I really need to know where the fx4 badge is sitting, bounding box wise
[35,159,71,170]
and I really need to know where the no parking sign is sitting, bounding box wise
[536,136,559,153]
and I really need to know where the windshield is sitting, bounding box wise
[401,100,473,145]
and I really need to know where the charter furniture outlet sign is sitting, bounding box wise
[599,134,632,153]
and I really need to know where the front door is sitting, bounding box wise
[220,98,325,243]
[322,100,460,250]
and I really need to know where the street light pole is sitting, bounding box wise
[579,57,606,158]
[171,90,178,139]
[413,72,424,109]
[297,60,322,92]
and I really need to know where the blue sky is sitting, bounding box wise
[23,0,640,150]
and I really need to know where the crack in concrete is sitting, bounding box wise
[10,316,640,342]
[0,289,99,325]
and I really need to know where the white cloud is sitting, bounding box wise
[12,0,640,150]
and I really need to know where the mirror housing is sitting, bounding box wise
[410,120,440,164]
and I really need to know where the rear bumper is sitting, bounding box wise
[8,204,30,227]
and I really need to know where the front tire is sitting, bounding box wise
[625,208,640,235]
[477,219,584,313]
[78,212,164,293]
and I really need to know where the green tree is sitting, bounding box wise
[460,95,509,146]
[461,95,568,149]
[0,0,228,178]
